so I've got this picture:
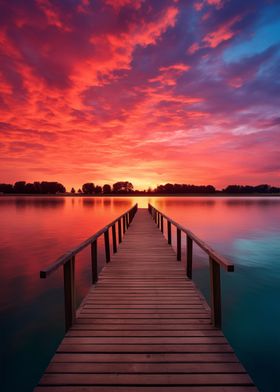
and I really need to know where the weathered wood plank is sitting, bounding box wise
[57,344,233,353]
[51,352,240,363]
[40,373,253,385]
[46,362,245,374]
[35,386,258,392]
[66,330,223,337]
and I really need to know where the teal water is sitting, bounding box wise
[0,196,279,391]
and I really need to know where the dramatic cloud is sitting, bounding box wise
[0,0,279,189]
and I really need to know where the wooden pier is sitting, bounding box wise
[35,205,257,391]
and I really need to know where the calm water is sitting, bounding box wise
[0,196,280,392]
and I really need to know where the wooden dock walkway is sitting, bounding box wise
[35,207,257,391]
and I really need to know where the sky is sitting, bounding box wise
[0,0,280,190]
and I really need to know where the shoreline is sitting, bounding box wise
[1,193,280,197]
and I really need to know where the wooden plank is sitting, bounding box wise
[46,362,245,374]
[62,336,228,344]
[51,352,240,363]
[66,330,223,337]
[57,344,233,353]
[39,373,253,385]
[35,387,258,392]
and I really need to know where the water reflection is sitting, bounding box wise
[0,196,66,209]
[0,196,280,392]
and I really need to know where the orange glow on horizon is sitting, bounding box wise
[0,1,279,189]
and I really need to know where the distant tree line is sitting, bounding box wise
[0,181,280,195]
[222,184,280,194]
[0,181,65,194]
[81,181,133,195]
[154,184,216,194]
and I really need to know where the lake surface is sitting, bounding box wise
[0,196,280,391]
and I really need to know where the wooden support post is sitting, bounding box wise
[167,221,172,244]
[186,236,193,279]
[177,228,181,261]
[63,256,76,331]
[126,213,129,228]
[161,215,164,233]
[91,240,98,284]
[104,229,110,263]
[118,219,122,243]
[157,212,160,228]
[209,257,222,328]
[123,216,126,234]
[112,223,117,253]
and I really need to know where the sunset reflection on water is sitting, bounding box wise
[1,196,280,392]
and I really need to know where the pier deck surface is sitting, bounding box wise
[35,208,257,392]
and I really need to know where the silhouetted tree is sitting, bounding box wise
[103,184,111,194]
[95,185,102,194]
[222,184,280,194]
[82,183,95,194]
[113,181,134,193]
[154,183,216,194]
[0,183,14,193]
[32,181,41,193]
[39,181,65,194]
[254,184,270,193]
[270,186,280,193]
[78,188,82,193]
[25,183,36,193]
[71,187,75,193]
[14,181,26,193]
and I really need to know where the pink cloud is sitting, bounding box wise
[149,63,190,86]
[194,0,225,11]
[36,0,71,31]
[206,0,225,9]
[194,2,204,11]
[105,0,144,11]
[203,15,242,48]
[188,42,200,54]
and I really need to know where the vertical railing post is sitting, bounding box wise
[186,235,193,279]
[167,221,172,244]
[122,216,126,234]
[104,229,110,263]
[118,219,122,243]
[157,212,160,228]
[177,228,181,261]
[112,223,117,253]
[161,215,164,233]
[209,257,222,328]
[63,256,76,331]
[91,240,98,284]
[126,213,129,228]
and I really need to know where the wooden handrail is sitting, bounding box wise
[40,203,138,331]
[148,204,234,271]
[148,203,234,328]
[40,204,138,278]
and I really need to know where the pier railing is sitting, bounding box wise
[40,203,138,331]
[148,203,234,328]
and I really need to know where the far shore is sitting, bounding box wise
[1,193,280,197]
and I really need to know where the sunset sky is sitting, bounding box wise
[1,0,280,190]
